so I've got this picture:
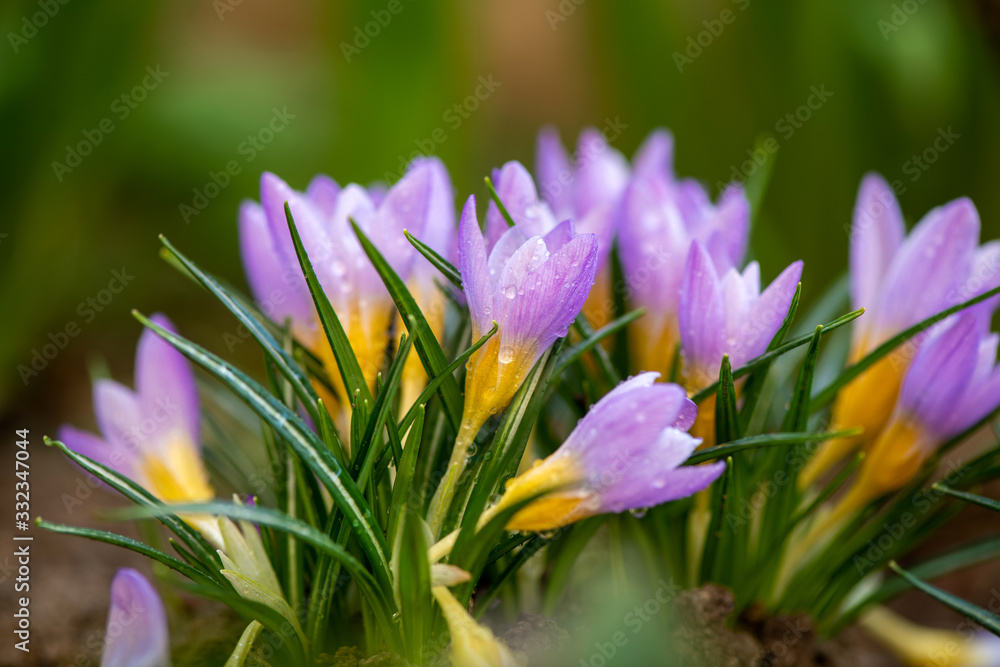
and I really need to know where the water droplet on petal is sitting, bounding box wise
[498,345,515,364]
[503,284,516,299]
[629,507,649,519]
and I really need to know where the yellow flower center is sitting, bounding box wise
[139,433,213,503]
[498,455,593,532]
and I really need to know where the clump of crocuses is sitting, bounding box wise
[43,128,1000,667]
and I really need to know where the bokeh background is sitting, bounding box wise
[3,0,1000,663]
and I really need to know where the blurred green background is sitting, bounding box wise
[3,0,1000,442]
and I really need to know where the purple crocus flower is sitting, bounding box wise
[677,242,801,446]
[618,139,750,378]
[535,127,630,328]
[535,127,629,264]
[238,159,456,419]
[100,569,170,667]
[58,315,217,544]
[428,195,599,529]
[458,195,598,442]
[828,313,1000,521]
[492,372,725,531]
[678,241,802,390]
[804,174,990,486]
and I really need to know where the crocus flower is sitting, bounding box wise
[824,313,1000,523]
[535,127,629,328]
[58,315,218,545]
[802,174,985,485]
[238,159,455,429]
[429,373,724,561]
[432,585,522,667]
[395,158,457,412]
[618,147,750,379]
[677,241,802,444]
[456,197,597,456]
[494,372,724,531]
[427,195,598,531]
[100,569,170,667]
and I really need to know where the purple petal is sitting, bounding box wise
[488,225,531,281]
[573,128,629,217]
[679,242,723,375]
[947,363,1000,441]
[900,314,980,434]
[632,129,674,183]
[601,460,726,512]
[535,126,573,218]
[673,398,698,431]
[330,184,380,301]
[876,197,979,335]
[238,201,314,331]
[738,260,803,365]
[135,314,201,450]
[708,185,750,269]
[305,174,340,218]
[93,379,144,455]
[260,172,338,303]
[101,569,170,667]
[58,425,137,481]
[541,219,576,254]
[850,174,905,317]
[374,164,432,275]
[618,177,688,314]
[956,240,1000,328]
[408,157,456,262]
[568,380,690,468]
[498,233,598,357]
[485,161,556,246]
[458,196,494,339]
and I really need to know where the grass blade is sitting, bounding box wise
[160,235,321,424]
[888,561,1000,635]
[404,230,462,288]
[36,519,214,585]
[351,219,464,431]
[685,429,861,465]
[485,176,516,228]
[715,356,740,444]
[691,307,863,403]
[132,311,392,601]
[284,202,373,410]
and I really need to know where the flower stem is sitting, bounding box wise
[426,421,480,535]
